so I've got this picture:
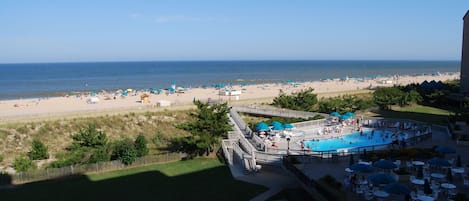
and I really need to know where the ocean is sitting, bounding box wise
[0,60,460,100]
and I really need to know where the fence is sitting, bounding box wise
[232,106,326,119]
[11,152,186,184]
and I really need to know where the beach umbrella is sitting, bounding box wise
[373,159,397,170]
[428,157,451,167]
[383,182,411,195]
[435,146,456,154]
[283,124,294,129]
[456,155,462,167]
[344,112,355,117]
[271,121,283,126]
[330,112,341,117]
[350,163,374,173]
[368,173,396,185]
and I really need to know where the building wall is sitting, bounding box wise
[461,11,469,94]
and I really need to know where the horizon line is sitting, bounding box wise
[0,59,461,65]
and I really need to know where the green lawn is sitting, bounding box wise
[370,104,451,125]
[0,158,267,201]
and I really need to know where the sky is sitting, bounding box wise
[0,0,468,63]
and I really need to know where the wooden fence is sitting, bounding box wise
[10,152,186,184]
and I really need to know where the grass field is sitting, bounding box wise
[0,158,267,201]
[367,104,452,125]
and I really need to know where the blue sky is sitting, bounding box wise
[0,0,468,63]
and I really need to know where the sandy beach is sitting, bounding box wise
[0,73,459,122]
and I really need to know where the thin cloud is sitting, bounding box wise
[154,15,236,23]
[129,13,143,19]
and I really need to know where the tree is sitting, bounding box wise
[13,156,35,172]
[373,87,405,110]
[71,124,107,149]
[88,145,111,163]
[272,88,318,111]
[111,139,137,165]
[28,139,49,160]
[175,101,231,157]
[134,134,149,157]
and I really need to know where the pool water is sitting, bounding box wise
[303,129,408,152]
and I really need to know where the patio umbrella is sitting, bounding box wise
[428,157,451,167]
[256,122,269,131]
[344,112,355,117]
[271,121,282,126]
[383,182,411,195]
[272,124,284,131]
[350,163,374,173]
[435,146,456,154]
[331,112,341,117]
[373,159,397,170]
[283,124,294,129]
[368,173,396,185]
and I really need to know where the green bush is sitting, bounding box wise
[88,146,111,163]
[112,139,137,165]
[152,130,165,146]
[0,155,3,163]
[134,134,149,157]
[13,156,35,172]
[28,139,49,160]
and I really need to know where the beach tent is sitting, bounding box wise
[126,88,133,92]
[87,97,99,104]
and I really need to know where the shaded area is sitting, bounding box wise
[266,188,315,201]
[373,109,449,125]
[0,159,267,201]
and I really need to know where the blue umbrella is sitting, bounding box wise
[283,124,294,129]
[256,122,269,131]
[368,173,396,185]
[383,182,411,195]
[373,159,397,170]
[272,124,284,131]
[435,146,456,154]
[350,163,374,173]
[271,121,283,126]
[331,112,341,117]
[344,112,355,117]
[340,115,352,120]
[428,157,451,167]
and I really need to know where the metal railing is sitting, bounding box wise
[232,106,327,119]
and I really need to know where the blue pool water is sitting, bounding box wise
[303,129,408,152]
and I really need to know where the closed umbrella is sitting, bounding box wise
[368,173,396,185]
[383,182,411,195]
[373,159,397,170]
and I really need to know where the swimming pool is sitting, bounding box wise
[303,129,408,152]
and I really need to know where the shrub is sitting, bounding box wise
[71,124,107,149]
[88,145,111,163]
[152,131,164,146]
[112,139,137,165]
[0,155,3,163]
[134,134,149,157]
[13,156,35,172]
[28,139,49,160]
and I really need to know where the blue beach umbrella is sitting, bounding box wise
[435,146,456,154]
[331,112,341,117]
[350,163,374,173]
[373,159,397,170]
[428,157,451,167]
[344,112,355,117]
[270,121,283,126]
[272,124,284,131]
[383,183,411,195]
[368,173,396,185]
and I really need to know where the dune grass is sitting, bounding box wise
[1,158,267,201]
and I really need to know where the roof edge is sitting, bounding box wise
[465,10,469,20]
